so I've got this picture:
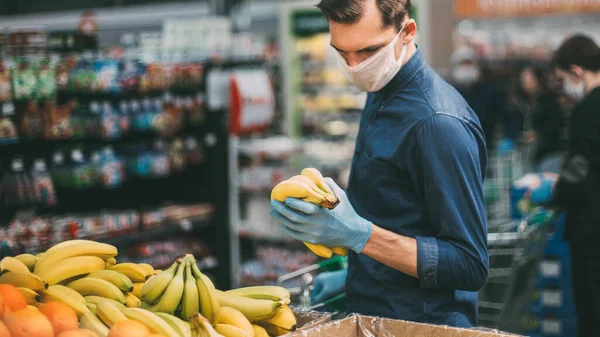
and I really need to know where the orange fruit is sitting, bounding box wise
[0,321,10,337]
[0,284,27,312]
[4,307,54,337]
[0,292,7,319]
[58,329,100,337]
[108,320,150,337]
[39,301,78,335]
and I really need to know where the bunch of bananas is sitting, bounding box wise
[271,167,348,259]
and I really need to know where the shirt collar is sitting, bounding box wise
[375,47,425,103]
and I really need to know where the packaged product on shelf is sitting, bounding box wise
[67,55,96,92]
[36,58,56,99]
[118,59,141,93]
[99,101,121,139]
[11,58,37,100]
[43,102,73,139]
[97,146,125,188]
[68,149,96,188]
[168,138,186,172]
[150,141,170,177]
[186,93,206,125]
[30,158,57,206]
[93,56,119,93]
[0,104,18,143]
[1,158,36,207]
[0,60,12,102]
[117,100,131,135]
[184,136,204,166]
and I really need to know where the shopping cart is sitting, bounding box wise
[478,208,556,333]
[277,255,347,314]
[484,148,526,220]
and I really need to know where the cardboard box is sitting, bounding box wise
[293,309,332,331]
[287,314,522,337]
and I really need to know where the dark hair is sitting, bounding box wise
[316,0,412,31]
[552,34,600,71]
[519,63,554,97]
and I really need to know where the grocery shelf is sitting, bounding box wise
[101,216,213,248]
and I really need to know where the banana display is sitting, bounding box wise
[0,240,299,337]
[271,167,349,259]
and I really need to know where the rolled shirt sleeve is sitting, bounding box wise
[409,113,489,291]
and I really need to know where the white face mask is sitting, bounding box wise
[334,23,409,92]
[563,75,585,101]
[453,65,480,85]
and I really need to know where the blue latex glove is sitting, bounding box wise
[269,178,372,253]
[531,178,554,205]
[497,138,515,155]
[312,269,347,305]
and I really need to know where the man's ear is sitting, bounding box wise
[402,18,417,44]
[570,65,584,78]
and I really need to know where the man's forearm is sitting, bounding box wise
[362,224,418,278]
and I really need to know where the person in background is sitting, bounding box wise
[518,64,565,173]
[450,47,516,154]
[532,34,600,337]
[270,0,488,327]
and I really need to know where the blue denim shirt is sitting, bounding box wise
[345,49,489,328]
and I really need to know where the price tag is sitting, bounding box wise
[542,319,561,335]
[540,260,560,277]
[2,102,14,115]
[542,290,562,307]
[179,218,193,232]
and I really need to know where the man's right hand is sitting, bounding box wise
[312,269,347,305]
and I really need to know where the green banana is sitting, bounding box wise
[148,259,185,315]
[142,260,180,304]
[180,261,200,321]
[87,270,134,292]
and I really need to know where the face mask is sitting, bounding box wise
[335,23,409,92]
[453,66,480,85]
[563,75,585,101]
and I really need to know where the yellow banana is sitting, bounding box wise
[79,311,110,336]
[148,260,185,315]
[14,254,38,272]
[288,175,328,196]
[156,312,192,337]
[152,269,163,275]
[105,257,117,268]
[303,243,333,259]
[1,256,32,274]
[224,286,290,304]
[34,240,117,274]
[67,278,126,304]
[257,304,297,331]
[96,300,128,328]
[218,293,281,322]
[27,304,39,310]
[189,258,220,325]
[180,261,200,321]
[251,324,269,337]
[331,247,349,256]
[218,307,253,337]
[17,287,40,305]
[138,263,155,275]
[121,308,179,337]
[132,282,144,299]
[84,296,125,308]
[271,179,338,209]
[40,285,89,318]
[86,302,97,313]
[258,322,290,336]
[35,255,106,286]
[142,260,180,304]
[107,263,149,282]
[301,168,333,194]
[125,292,142,308]
[190,313,222,337]
[35,252,45,259]
[87,270,134,292]
[215,324,250,337]
[0,271,48,291]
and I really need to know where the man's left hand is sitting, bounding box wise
[269,178,372,253]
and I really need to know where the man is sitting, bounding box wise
[450,47,516,154]
[531,34,600,337]
[270,0,488,327]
